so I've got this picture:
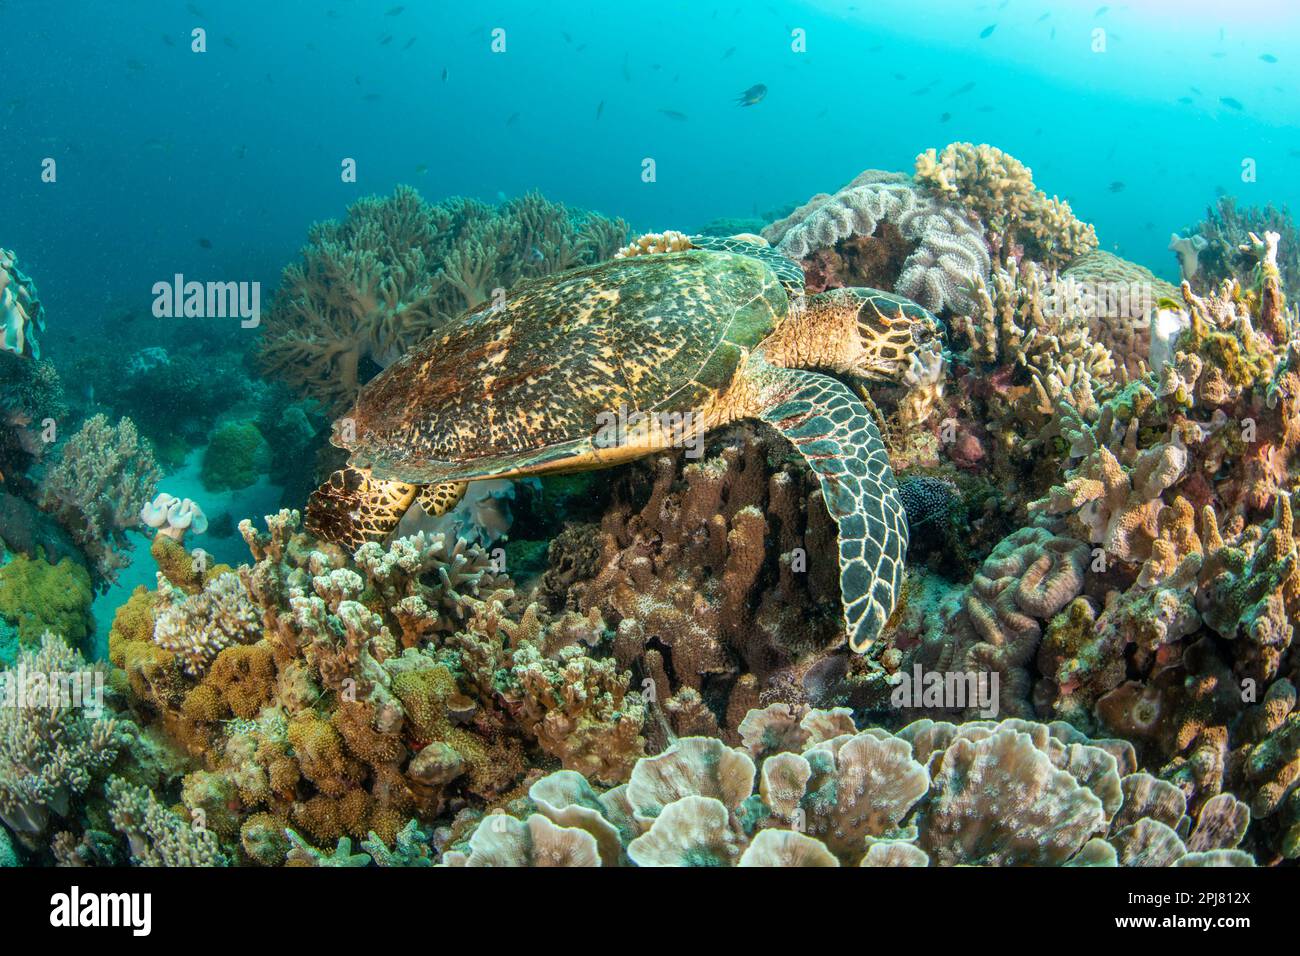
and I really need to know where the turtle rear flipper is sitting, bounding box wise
[418,480,468,516]
[757,367,908,654]
[305,468,418,551]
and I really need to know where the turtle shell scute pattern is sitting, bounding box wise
[342,251,784,478]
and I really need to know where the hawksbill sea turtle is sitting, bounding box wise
[305,232,940,654]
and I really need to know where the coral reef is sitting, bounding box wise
[140,493,208,543]
[560,425,845,745]
[257,186,630,413]
[444,710,1253,866]
[1181,196,1298,297]
[914,142,1098,268]
[0,555,93,656]
[92,508,645,865]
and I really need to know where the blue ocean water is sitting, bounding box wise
[2,0,1297,337]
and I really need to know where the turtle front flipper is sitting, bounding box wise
[756,366,908,654]
[305,468,418,551]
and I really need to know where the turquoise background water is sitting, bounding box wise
[1,0,1297,339]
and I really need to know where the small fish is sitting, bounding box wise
[1094,5,1108,15]
[736,84,766,106]
[186,2,205,16]
[1177,96,1193,105]
[363,93,382,102]
[979,24,996,39]
[402,37,417,50]
[1220,96,1244,111]
[658,109,688,121]
[506,112,520,125]
[721,46,736,59]
[561,31,572,43]
[234,144,247,159]
[441,67,448,82]
[197,238,212,249]
[386,5,404,14]
[1036,12,1050,22]
[1261,54,1278,63]
[1190,86,1203,95]
[162,34,175,47]
[950,81,975,96]
[1108,181,1126,193]
[379,35,392,45]
[126,58,146,71]
[939,112,951,123]
[415,163,428,175]
[223,36,237,49]
[596,100,604,120]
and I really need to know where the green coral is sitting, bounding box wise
[201,421,270,492]
[0,555,93,655]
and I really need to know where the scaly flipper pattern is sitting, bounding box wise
[757,366,908,653]
[418,481,469,516]
[305,468,417,551]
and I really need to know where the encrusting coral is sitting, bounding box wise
[257,186,630,413]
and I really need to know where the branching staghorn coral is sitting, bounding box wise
[762,169,991,313]
[442,709,1254,867]
[258,186,630,412]
[914,142,1098,268]
[36,414,160,586]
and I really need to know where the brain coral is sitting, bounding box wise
[762,169,991,313]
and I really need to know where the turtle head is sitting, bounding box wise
[786,288,937,383]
